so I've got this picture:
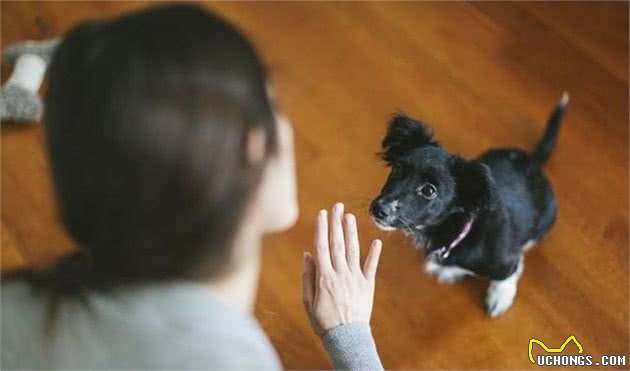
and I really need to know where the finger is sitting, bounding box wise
[343,213,360,270]
[363,239,383,280]
[302,252,316,310]
[329,202,348,271]
[315,210,333,272]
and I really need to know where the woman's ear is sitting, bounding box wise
[451,156,497,213]
[380,114,438,163]
[246,126,266,166]
[255,117,298,233]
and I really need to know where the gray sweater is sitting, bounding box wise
[1,281,383,370]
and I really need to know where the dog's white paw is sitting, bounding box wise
[485,280,517,317]
[523,239,537,252]
[425,260,473,284]
[485,257,524,317]
[435,268,469,284]
[486,283,516,317]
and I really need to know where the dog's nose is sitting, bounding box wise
[370,200,388,219]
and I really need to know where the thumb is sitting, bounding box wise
[302,252,316,309]
[363,239,383,280]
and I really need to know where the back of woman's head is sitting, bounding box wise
[17,4,280,292]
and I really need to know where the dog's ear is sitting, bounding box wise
[380,114,437,163]
[450,156,497,213]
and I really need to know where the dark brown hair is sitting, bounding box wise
[5,4,277,295]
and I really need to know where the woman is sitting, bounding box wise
[1,4,384,370]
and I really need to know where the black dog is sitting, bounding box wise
[370,93,568,317]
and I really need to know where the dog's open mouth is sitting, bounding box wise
[371,217,397,231]
[372,216,423,233]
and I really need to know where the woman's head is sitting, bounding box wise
[44,4,297,286]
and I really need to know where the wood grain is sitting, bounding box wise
[2,2,628,369]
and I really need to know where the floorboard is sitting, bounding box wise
[1,2,628,369]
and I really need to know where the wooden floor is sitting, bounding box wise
[2,2,628,369]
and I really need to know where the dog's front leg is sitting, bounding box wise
[424,259,474,284]
[485,257,524,317]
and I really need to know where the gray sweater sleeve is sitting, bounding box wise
[322,323,384,371]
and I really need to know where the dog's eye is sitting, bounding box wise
[391,163,403,178]
[418,183,437,199]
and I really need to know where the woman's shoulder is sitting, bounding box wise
[1,280,282,370]
[1,280,50,369]
[1,280,46,331]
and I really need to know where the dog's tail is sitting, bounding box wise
[531,92,569,164]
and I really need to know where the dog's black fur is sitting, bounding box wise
[370,93,568,316]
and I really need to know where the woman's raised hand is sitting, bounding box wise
[302,203,382,336]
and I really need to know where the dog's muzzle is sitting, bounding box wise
[370,199,399,231]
